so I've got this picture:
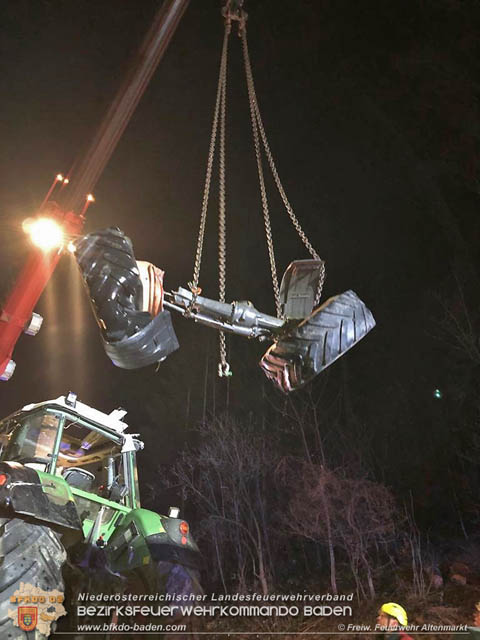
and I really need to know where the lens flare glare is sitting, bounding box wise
[24,218,65,251]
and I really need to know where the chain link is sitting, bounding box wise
[241,27,326,306]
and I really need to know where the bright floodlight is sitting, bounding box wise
[26,217,64,251]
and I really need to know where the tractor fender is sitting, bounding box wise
[123,508,166,537]
[107,508,203,572]
[0,462,82,531]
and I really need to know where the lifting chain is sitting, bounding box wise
[190,11,233,377]
[218,6,231,377]
[190,25,230,298]
[240,25,326,309]
[241,23,282,317]
[191,0,325,377]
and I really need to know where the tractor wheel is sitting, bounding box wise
[156,562,203,639]
[261,289,376,392]
[0,518,66,640]
[157,561,203,601]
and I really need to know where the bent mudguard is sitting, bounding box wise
[74,227,179,369]
[0,462,82,531]
[103,307,179,369]
[260,290,375,392]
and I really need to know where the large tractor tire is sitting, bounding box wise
[157,562,203,601]
[261,289,376,392]
[156,563,203,639]
[0,518,66,640]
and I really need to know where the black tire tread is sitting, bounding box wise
[0,518,66,640]
[313,290,375,367]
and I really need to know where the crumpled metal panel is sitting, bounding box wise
[103,308,179,370]
[136,260,165,316]
[280,259,324,320]
[0,462,82,531]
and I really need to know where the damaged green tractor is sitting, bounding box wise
[0,393,202,637]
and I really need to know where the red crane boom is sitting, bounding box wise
[0,0,189,381]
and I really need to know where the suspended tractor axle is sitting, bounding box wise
[73,228,375,393]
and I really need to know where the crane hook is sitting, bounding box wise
[222,0,247,33]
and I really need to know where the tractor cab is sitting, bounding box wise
[0,393,147,547]
[0,394,203,616]
[0,395,138,508]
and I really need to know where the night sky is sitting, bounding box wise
[1,1,479,516]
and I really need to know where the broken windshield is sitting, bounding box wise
[59,419,121,467]
[0,412,60,463]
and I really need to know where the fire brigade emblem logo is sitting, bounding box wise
[18,606,37,631]
[8,583,66,636]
